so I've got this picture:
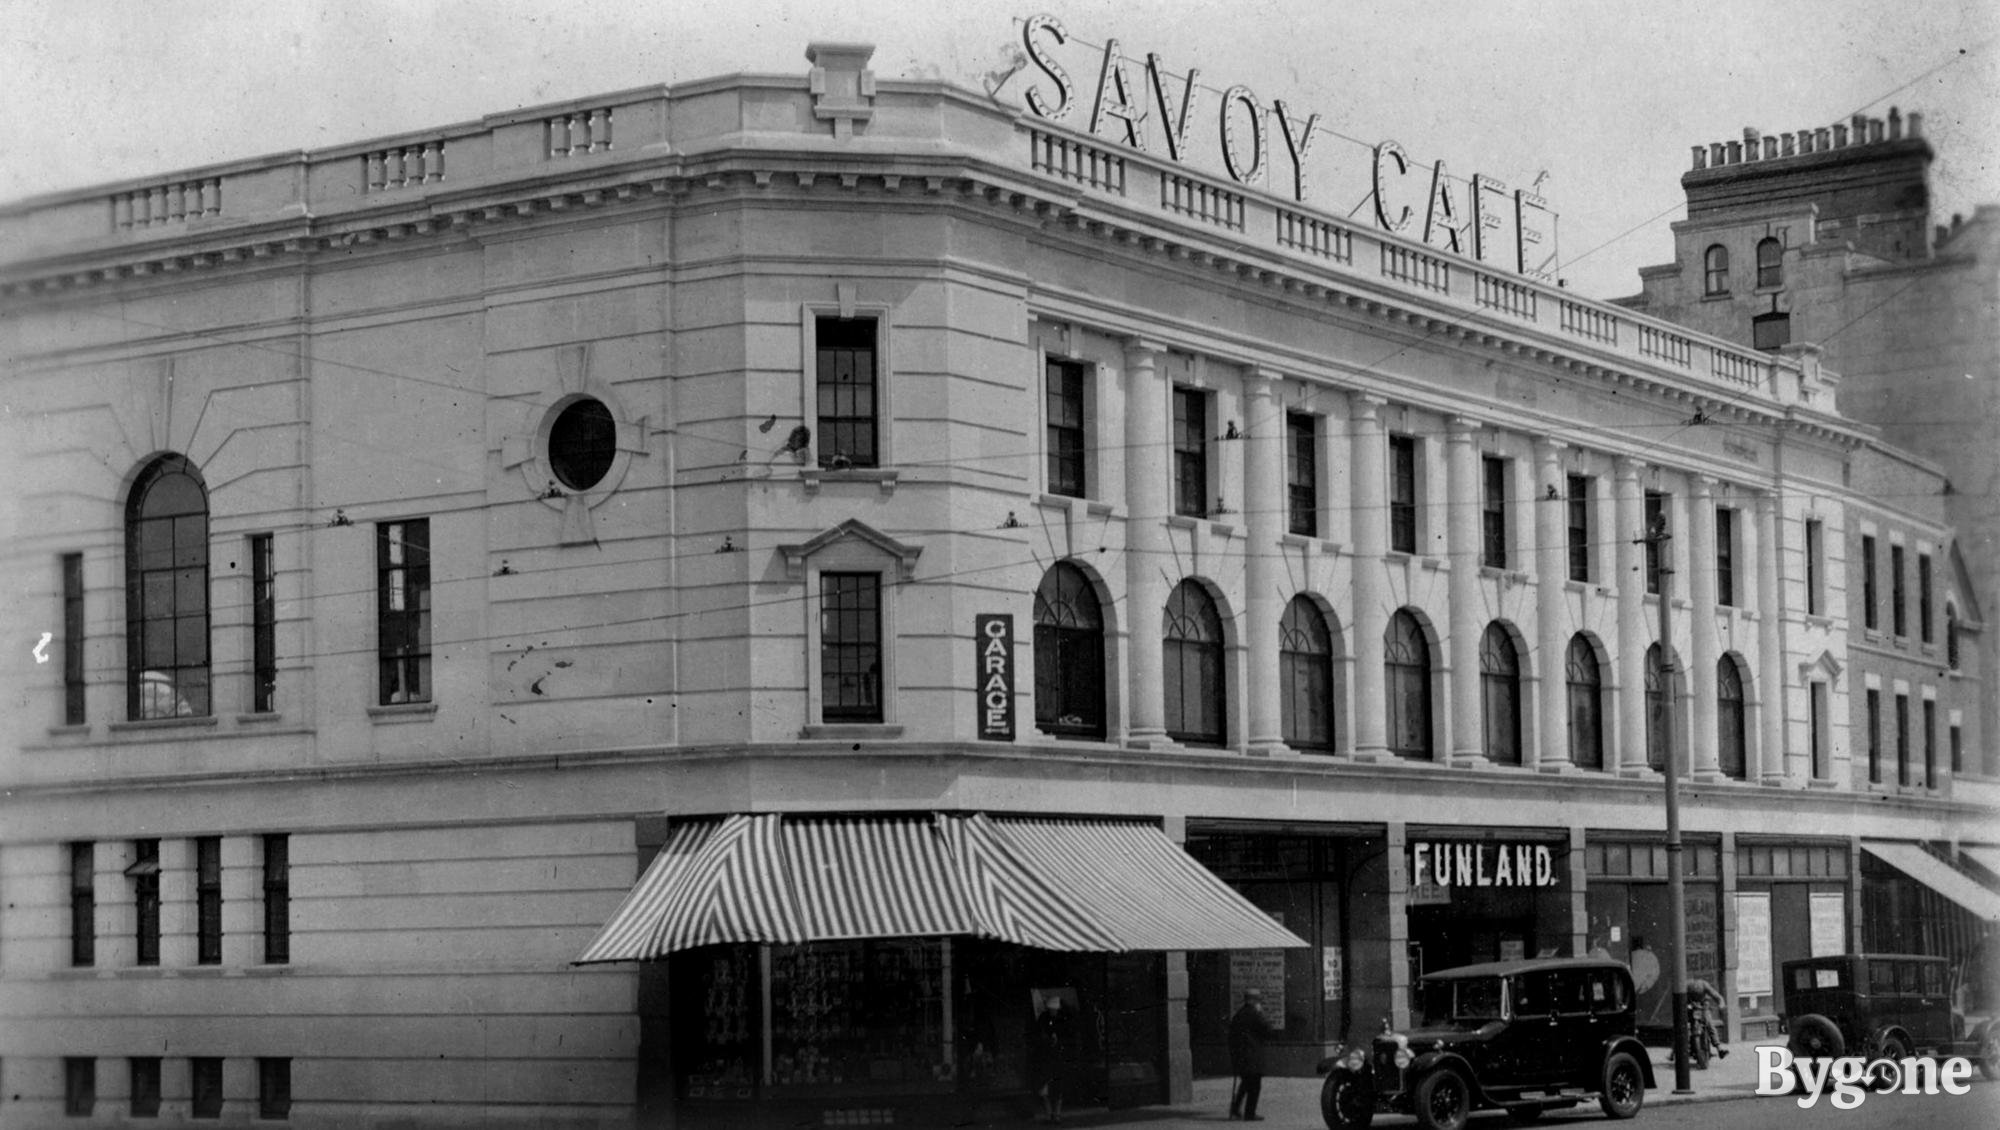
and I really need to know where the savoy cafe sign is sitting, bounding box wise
[1013,13,1558,280]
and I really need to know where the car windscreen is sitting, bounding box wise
[1416,977,1505,1025]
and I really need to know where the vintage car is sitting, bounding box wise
[1782,949,2000,1078]
[1318,957,1653,1130]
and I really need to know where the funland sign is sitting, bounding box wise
[1015,13,1557,280]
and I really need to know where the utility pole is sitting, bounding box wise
[1645,511,1694,1094]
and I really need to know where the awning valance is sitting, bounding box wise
[1862,840,2000,922]
[576,812,1308,963]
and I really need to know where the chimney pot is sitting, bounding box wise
[1691,145,1707,171]
[1834,124,1849,147]
[1868,117,1884,143]
[1744,126,1761,145]
[1727,140,1743,164]
[1887,106,1903,139]
[1764,137,1779,160]
[1816,127,1831,150]
[1711,142,1726,167]
[1782,133,1796,157]
[1908,111,1923,137]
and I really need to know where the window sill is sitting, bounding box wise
[1701,292,1733,302]
[1803,614,1833,630]
[107,715,219,734]
[1420,555,1446,572]
[235,712,287,725]
[800,723,905,741]
[801,467,899,497]
[1165,514,1202,531]
[367,702,438,724]
[46,722,91,738]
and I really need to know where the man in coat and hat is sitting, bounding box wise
[1227,987,1272,1121]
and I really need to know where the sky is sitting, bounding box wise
[2,0,1996,299]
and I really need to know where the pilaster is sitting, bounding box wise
[1243,370,1288,753]
[1124,339,1172,747]
[1349,393,1391,759]
[1447,417,1483,766]
[1535,440,1574,772]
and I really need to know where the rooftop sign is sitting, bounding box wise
[1016,13,1557,280]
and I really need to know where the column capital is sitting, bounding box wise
[1123,336,1168,359]
[1243,368,1283,399]
[1690,474,1718,495]
[1754,489,1780,516]
[1532,436,1569,459]
[1351,390,1389,414]
[1446,415,1481,440]
[1613,454,1646,479]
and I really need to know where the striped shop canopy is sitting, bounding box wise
[986,816,1308,952]
[576,812,1307,963]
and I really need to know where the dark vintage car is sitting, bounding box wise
[1317,958,1654,1130]
[1782,950,2000,1078]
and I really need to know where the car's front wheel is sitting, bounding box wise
[1412,1069,1472,1130]
[1598,1051,1644,1120]
[1319,1070,1375,1130]
[1787,1013,1846,1060]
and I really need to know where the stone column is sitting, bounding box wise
[1350,394,1390,759]
[1756,492,1787,784]
[1124,339,1172,746]
[1535,439,1572,772]
[1689,477,1722,780]
[1447,417,1483,765]
[1614,457,1650,774]
[1243,370,1288,753]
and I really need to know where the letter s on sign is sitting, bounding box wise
[1022,14,1073,120]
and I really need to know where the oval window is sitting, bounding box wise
[548,398,616,490]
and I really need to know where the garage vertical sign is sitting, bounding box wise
[977,614,1015,740]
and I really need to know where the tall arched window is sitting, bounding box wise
[1755,237,1783,288]
[1703,245,1730,296]
[126,454,210,719]
[1385,609,1433,760]
[1645,643,1680,771]
[1163,580,1225,746]
[1717,654,1748,780]
[1567,635,1604,770]
[1280,596,1335,752]
[1033,562,1106,740]
[1480,623,1522,765]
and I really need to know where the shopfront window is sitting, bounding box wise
[768,940,948,1097]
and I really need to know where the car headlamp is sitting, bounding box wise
[1342,1049,1367,1072]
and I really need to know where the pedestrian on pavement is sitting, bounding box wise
[1030,991,1076,1124]
[1227,988,1272,1121]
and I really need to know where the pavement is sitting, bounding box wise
[1026,1041,1775,1129]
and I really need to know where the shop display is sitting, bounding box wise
[684,949,757,1102]
[768,940,952,1096]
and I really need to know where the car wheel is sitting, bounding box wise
[1786,1013,1846,1060]
[1866,1034,1909,1091]
[1597,1051,1644,1120]
[1412,1070,1471,1130]
[1980,1024,2000,1083]
[1319,1071,1375,1130]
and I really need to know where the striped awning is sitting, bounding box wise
[983,816,1308,951]
[575,814,804,963]
[1862,840,2000,922]
[1961,845,2000,881]
[576,812,1308,962]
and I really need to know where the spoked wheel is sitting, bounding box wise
[1866,1034,1909,1091]
[1319,1071,1375,1130]
[1412,1069,1472,1130]
[1598,1052,1644,1120]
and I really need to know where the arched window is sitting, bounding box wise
[1480,623,1521,765]
[1033,562,1106,740]
[1703,245,1730,296]
[126,454,210,719]
[1280,596,1335,752]
[1717,655,1748,780]
[1163,580,1225,746]
[1645,644,1681,771]
[1755,237,1783,288]
[1385,609,1433,760]
[1566,636,1604,770]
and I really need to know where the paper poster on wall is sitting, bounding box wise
[1499,939,1525,961]
[1809,893,1846,957]
[1323,946,1343,1001]
[1734,892,1772,996]
[1231,950,1287,1031]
